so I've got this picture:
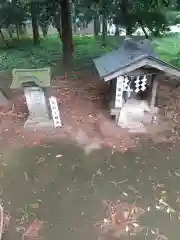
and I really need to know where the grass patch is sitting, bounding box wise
[0,35,121,74]
[154,36,180,66]
[0,34,180,75]
[0,35,61,71]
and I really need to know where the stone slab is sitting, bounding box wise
[24,118,54,129]
[24,87,54,129]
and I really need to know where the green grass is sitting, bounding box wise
[0,34,180,75]
[0,35,120,74]
[155,35,180,66]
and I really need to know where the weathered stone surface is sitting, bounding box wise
[25,87,49,119]
[24,87,53,129]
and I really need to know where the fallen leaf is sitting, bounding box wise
[122,192,128,196]
[132,223,140,227]
[147,206,150,211]
[30,203,39,209]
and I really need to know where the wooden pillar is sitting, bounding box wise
[116,111,120,123]
[126,91,131,99]
[149,74,158,108]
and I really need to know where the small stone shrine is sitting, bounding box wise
[11,68,61,129]
[93,37,180,132]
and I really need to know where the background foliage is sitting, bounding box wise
[0,0,180,71]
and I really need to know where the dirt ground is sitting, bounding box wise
[0,70,179,154]
[1,71,180,240]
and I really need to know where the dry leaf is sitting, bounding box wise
[30,203,39,209]
[123,192,128,196]
[159,199,168,206]
[132,223,139,227]
[103,219,109,223]
[125,226,129,232]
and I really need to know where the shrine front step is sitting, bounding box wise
[110,108,121,121]
[24,117,54,129]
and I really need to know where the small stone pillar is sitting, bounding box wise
[149,74,159,108]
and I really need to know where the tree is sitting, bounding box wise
[0,0,28,45]
[73,0,101,36]
[38,0,62,39]
[39,5,51,37]
[32,0,73,69]
[60,0,74,69]
[113,0,170,37]
[30,0,40,44]
[100,0,112,45]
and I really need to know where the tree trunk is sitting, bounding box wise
[115,25,119,35]
[138,20,149,38]
[93,15,100,37]
[83,21,86,28]
[102,8,107,46]
[0,29,8,47]
[153,29,161,37]
[16,24,20,40]
[42,28,48,37]
[126,26,133,36]
[53,3,62,41]
[7,29,13,40]
[30,2,40,45]
[119,0,133,36]
[73,23,77,33]
[19,25,25,35]
[60,0,73,69]
[93,3,100,37]
[177,0,180,10]
[20,24,27,36]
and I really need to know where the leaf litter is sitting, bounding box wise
[1,73,180,239]
[0,71,179,155]
[93,198,176,240]
[94,171,180,240]
[93,200,145,238]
